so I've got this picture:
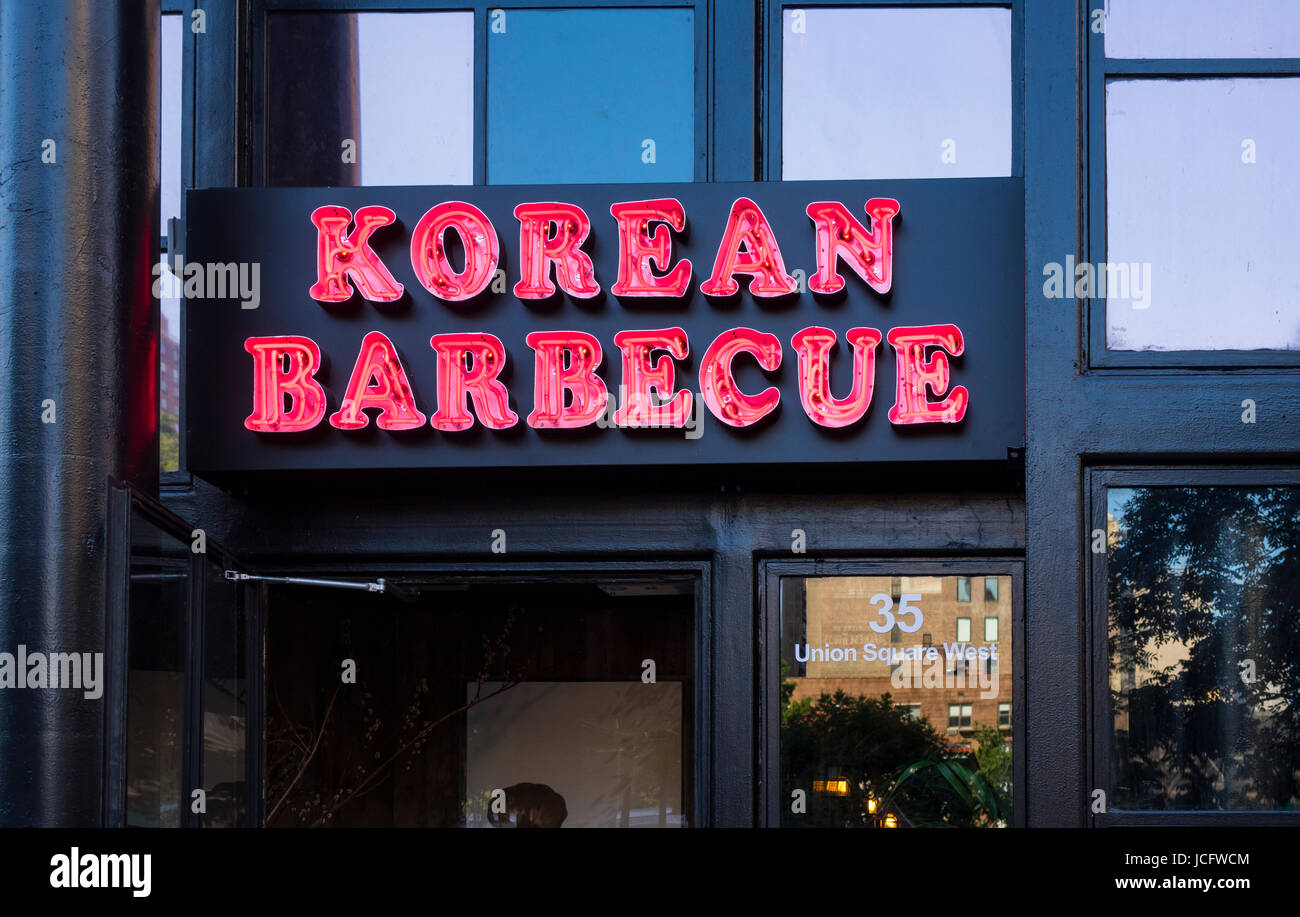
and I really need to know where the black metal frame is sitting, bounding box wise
[757,557,1026,827]
[1085,464,1300,827]
[1084,0,1300,370]
[105,479,255,828]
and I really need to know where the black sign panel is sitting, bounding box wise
[184,179,1023,473]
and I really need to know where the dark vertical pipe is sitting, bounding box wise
[0,0,159,825]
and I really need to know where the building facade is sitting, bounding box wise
[1,0,1298,829]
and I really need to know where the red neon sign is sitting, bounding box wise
[514,203,601,300]
[609,199,692,298]
[791,326,883,428]
[887,324,969,425]
[329,331,426,431]
[699,327,783,427]
[246,196,975,442]
[525,330,609,428]
[308,205,404,303]
[410,201,500,302]
[429,333,518,431]
[244,335,327,432]
[700,198,798,298]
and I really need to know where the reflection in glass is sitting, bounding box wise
[1108,486,1300,810]
[267,12,474,186]
[125,517,189,827]
[780,575,1013,827]
[1106,78,1300,351]
[267,581,693,827]
[203,565,246,827]
[487,9,694,184]
[1105,0,1300,59]
[781,7,1011,179]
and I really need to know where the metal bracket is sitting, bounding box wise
[224,571,386,593]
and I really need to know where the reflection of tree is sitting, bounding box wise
[781,686,982,827]
[1108,487,1300,810]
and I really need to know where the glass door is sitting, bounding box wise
[760,560,1024,828]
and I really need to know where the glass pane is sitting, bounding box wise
[985,617,999,642]
[1105,78,1300,351]
[161,13,182,228]
[203,565,247,827]
[126,515,189,827]
[984,577,999,602]
[487,9,694,184]
[1105,0,1300,59]
[160,13,182,473]
[781,574,1013,827]
[957,577,971,603]
[267,12,474,186]
[267,580,693,827]
[781,7,1012,179]
[1108,485,1300,810]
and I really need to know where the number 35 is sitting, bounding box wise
[867,593,923,633]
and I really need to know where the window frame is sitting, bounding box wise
[984,615,998,642]
[250,0,714,187]
[1085,1,1300,369]
[762,0,1025,182]
[1086,464,1300,825]
[758,557,1025,828]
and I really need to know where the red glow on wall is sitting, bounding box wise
[328,331,427,430]
[429,333,518,431]
[513,203,601,299]
[791,326,883,428]
[700,198,798,298]
[410,201,500,302]
[699,327,783,427]
[806,198,899,295]
[308,205,404,303]
[887,324,969,425]
[243,335,327,432]
[609,199,692,298]
[613,327,692,427]
[525,330,609,428]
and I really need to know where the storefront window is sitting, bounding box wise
[267,12,474,185]
[125,517,189,827]
[1104,0,1300,58]
[1105,77,1300,351]
[779,574,1013,827]
[486,8,695,184]
[1107,485,1300,810]
[266,579,694,827]
[780,6,1012,179]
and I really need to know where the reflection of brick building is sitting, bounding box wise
[786,575,1013,752]
[160,313,180,418]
